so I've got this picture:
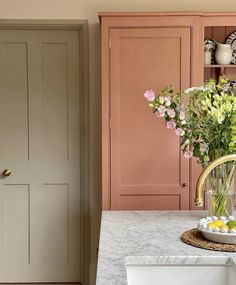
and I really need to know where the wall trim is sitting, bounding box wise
[0,19,90,285]
[0,19,88,29]
[89,263,97,285]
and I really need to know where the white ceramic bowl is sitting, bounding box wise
[200,229,236,245]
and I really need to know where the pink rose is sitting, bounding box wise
[165,99,171,107]
[184,150,193,159]
[166,121,176,129]
[158,106,166,113]
[175,127,185,136]
[164,96,171,107]
[144,90,155,102]
[167,109,176,118]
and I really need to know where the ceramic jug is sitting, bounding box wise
[215,42,233,64]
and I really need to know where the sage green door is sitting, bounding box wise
[0,29,81,282]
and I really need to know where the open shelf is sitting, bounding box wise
[204,65,236,68]
[204,26,236,80]
[204,64,236,76]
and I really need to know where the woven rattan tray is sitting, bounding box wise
[181,228,236,252]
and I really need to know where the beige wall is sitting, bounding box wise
[1,0,236,282]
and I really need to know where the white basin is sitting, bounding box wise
[126,256,236,285]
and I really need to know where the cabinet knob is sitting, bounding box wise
[182,183,188,188]
[2,169,12,177]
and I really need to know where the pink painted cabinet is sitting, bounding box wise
[110,27,190,210]
[100,12,236,210]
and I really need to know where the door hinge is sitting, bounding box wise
[109,117,112,129]
[109,37,111,49]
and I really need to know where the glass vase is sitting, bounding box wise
[206,162,235,218]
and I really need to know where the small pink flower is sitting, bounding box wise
[167,109,176,118]
[179,111,185,120]
[165,99,171,107]
[164,97,171,106]
[175,127,185,136]
[158,106,166,113]
[144,90,155,102]
[166,121,176,129]
[184,150,193,159]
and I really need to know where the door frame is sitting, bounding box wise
[0,19,90,285]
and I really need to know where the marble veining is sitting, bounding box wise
[96,211,236,285]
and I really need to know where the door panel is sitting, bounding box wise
[0,30,81,282]
[110,28,191,210]
[118,195,181,210]
[40,184,69,263]
[4,184,30,263]
[41,43,69,161]
[0,42,29,161]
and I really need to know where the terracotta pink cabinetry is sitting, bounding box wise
[100,12,236,210]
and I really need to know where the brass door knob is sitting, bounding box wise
[182,183,188,188]
[2,169,12,177]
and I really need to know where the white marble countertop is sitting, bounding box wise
[96,211,236,285]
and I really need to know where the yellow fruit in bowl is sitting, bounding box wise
[213,220,225,227]
[207,222,216,230]
[207,220,226,231]
[219,224,229,233]
[226,220,236,229]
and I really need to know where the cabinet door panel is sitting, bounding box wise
[110,28,191,210]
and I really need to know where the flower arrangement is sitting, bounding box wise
[144,77,236,164]
[144,77,236,216]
